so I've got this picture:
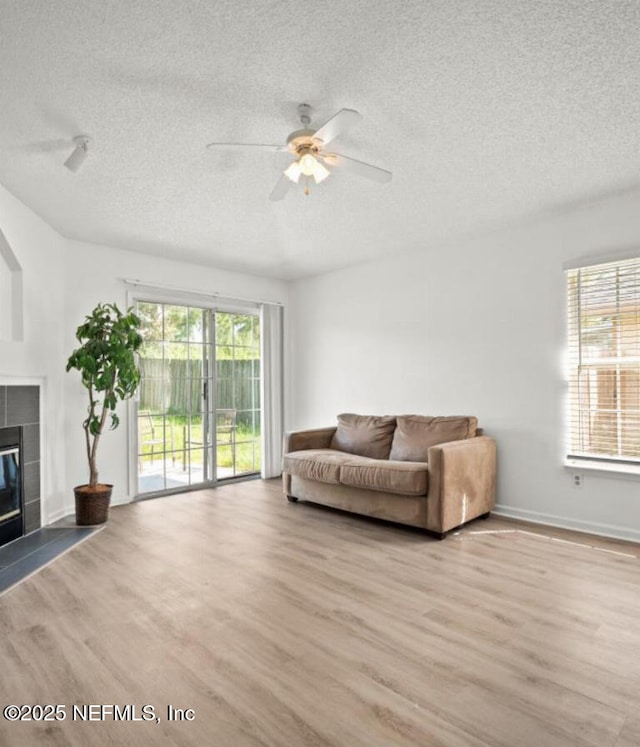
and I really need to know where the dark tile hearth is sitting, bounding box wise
[0,524,99,595]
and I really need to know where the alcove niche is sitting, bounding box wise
[0,228,24,341]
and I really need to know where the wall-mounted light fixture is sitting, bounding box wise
[64,135,91,172]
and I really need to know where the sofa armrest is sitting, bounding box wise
[427,436,497,534]
[283,427,337,454]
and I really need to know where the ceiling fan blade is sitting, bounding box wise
[324,153,392,183]
[206,142,285,151]
[312,109,362,146]
[269,174,292,201]
[275,150,294,167]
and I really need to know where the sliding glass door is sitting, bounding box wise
[215,313,261,479]
[135,302,260,495]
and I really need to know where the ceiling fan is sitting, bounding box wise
[206,104,392,201]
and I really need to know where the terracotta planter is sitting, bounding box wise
[74,484,113,526]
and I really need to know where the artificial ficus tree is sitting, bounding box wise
[66,303,143,488]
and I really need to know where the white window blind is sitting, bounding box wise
[567,256,640,464]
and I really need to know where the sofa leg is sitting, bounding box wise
[435,531,447,540]
[286,495,299,503]
[479,511,491,520]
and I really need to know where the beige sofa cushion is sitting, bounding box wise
[330,413,396,459]
[283,449,356,485]
[340,456,429,496]
[389,415,478,462]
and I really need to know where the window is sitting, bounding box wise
[567,256,640,464]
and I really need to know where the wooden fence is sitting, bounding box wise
[139,359,259,427]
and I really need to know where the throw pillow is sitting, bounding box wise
[389,415,478,461]
[330,413,397,459]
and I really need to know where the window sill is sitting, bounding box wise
[564,458,640,478]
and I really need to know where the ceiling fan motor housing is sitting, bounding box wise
[286,129,323,157]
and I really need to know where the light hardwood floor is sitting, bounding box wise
[1,479,640,746]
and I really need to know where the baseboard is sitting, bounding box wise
[43,507,68,525]
[111,494,133,507]
[493,504,640,544]
[43,494,133,527]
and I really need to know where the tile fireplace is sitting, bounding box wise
[0,386,40,547]
[0,427,22,546]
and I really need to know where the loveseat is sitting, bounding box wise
[283,414,496,538]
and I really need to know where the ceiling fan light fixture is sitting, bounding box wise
[297,149,330,183]
[284,153,330,188]
[284,161,302,183]
[299,151,318,176]
[312,160,330,184]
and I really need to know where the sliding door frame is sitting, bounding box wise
[126,287,261,499]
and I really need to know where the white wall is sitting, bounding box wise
[0,183,67,523]
[4,167,639,540]
[289,188,640,542]
[0,181,288,523]
[63,239,288,510]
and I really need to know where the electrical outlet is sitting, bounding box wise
[572,473,583,488]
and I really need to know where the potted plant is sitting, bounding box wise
[66,302,143,525]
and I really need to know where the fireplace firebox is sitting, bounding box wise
[0,426,23,547]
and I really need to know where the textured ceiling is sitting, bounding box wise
[0,0,639,279]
